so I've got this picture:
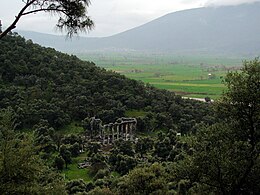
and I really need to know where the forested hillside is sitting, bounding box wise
[0,33,259,194]
[0,33,212,132]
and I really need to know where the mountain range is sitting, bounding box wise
[17,2,260,56]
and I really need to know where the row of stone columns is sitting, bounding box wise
[101,120,137,144]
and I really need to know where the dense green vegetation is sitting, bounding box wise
[0,33,212,131]
[78,52,243,99]
[0,34,259,194]
[0,109,66,194]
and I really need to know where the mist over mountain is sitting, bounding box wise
[18,2,260,56]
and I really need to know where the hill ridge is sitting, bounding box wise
[17,2,260,56]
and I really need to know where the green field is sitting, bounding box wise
[62,153,93,182]
[77,52,244,99]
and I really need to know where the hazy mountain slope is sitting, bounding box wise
[16,31,99,53]
[18,3,260,55]
[107,3,260,54]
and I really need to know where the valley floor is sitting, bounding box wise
[78,52,243,99]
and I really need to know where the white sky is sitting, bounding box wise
[0,0,259,37]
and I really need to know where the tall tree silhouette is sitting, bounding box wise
[0,0,94,39]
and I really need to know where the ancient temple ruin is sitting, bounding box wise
[88,117,137,144]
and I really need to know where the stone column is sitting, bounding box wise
[129,123,133,141]
[120,123,123,139]
[113,123,117,140]
[125,123,128,140]
[117,123,120,140]
[122,123,125,140]
[107,124,111,144]
[109,123,113,144]
[102,125,107,145]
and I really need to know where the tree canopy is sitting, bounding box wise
[0,34,212,132]
[3,34,253,194]
[0,108,66,194]
[176,58,260,194]
[0,0,94,39]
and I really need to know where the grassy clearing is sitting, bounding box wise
[62,153,93,182]
[77,52,243,99]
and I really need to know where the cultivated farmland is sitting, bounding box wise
[78,52,244,99]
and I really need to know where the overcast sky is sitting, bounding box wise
[1,0,259,37]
